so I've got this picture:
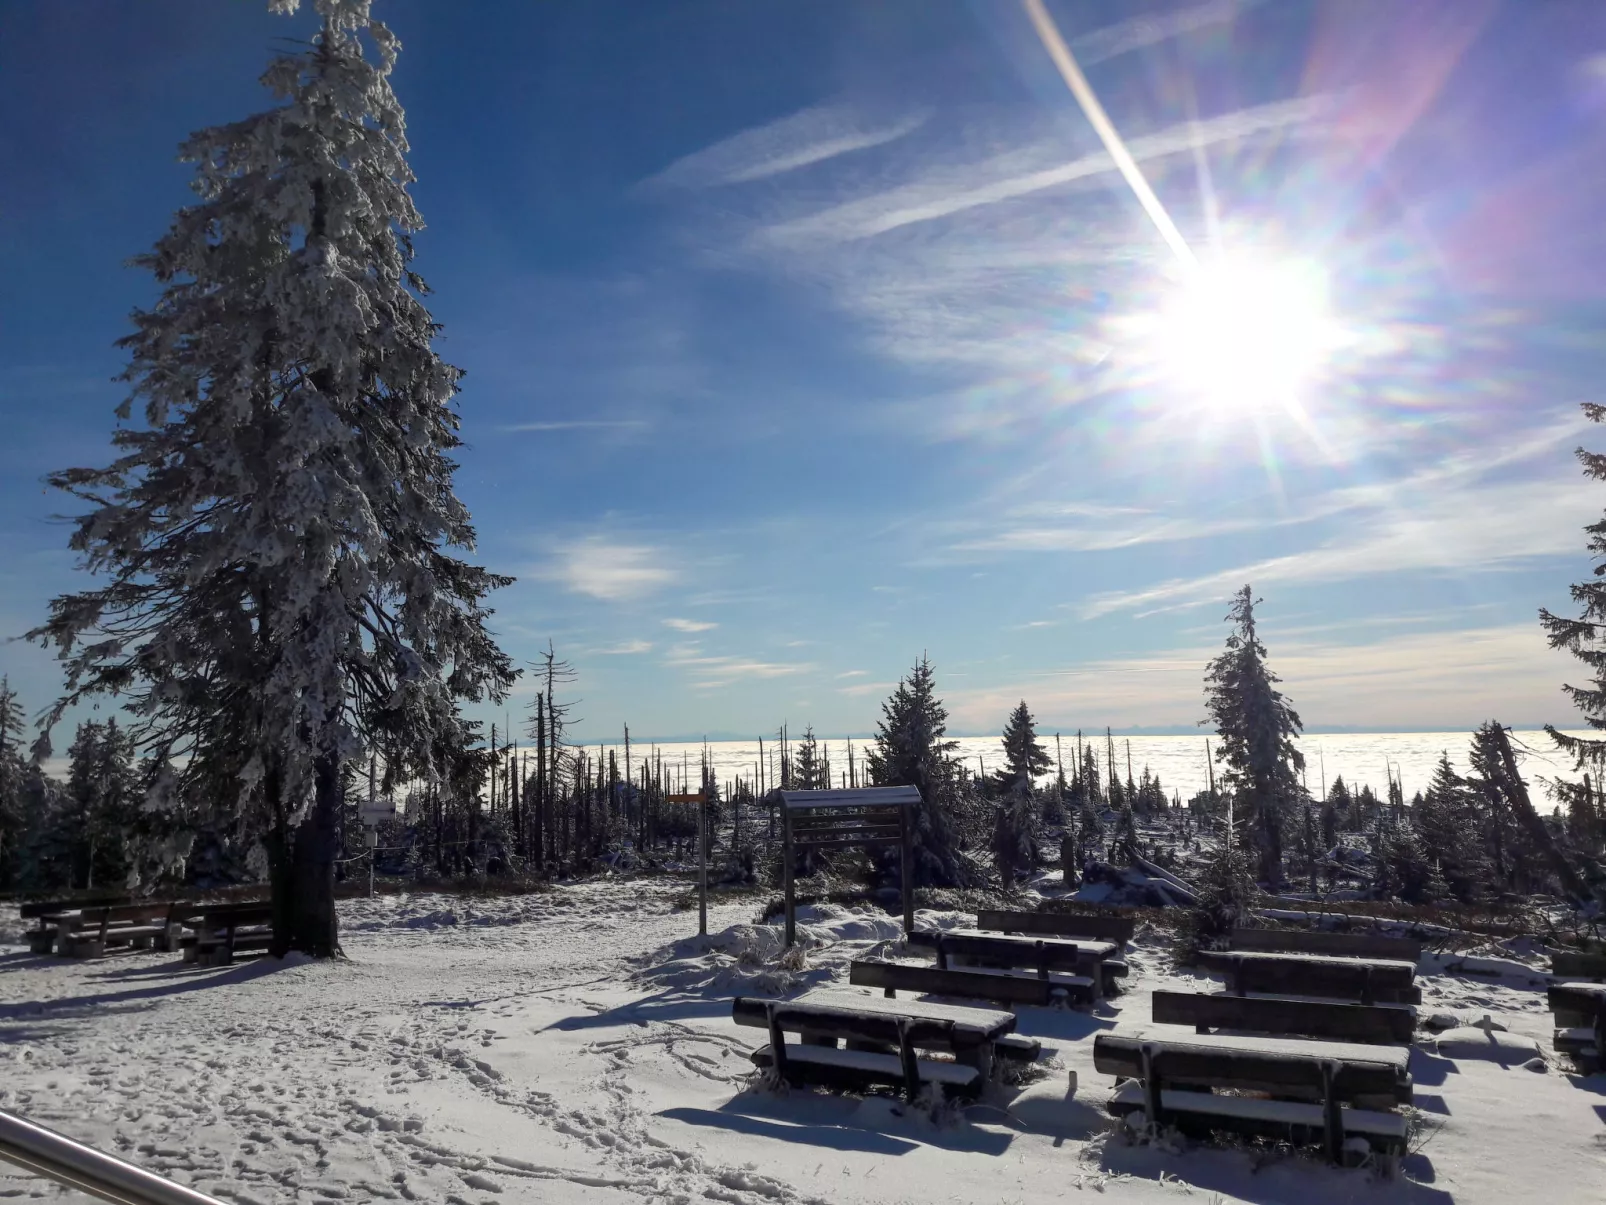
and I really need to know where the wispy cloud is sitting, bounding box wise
[837,680,896,698]
[835,669,868,679]
[594,639,653,655]
[946,623,1570,733]
[499,419,648,433]
[646,103,927,190]
[1081,475,1595,619]
[663,642,815,689]
[757,95,1331,246]
[538,537,677,602]
[663,617,718,633]
[1070,0,1271,67]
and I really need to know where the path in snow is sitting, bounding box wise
[2,882,1604,1205]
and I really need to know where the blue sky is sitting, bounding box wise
[3,0,1606,742]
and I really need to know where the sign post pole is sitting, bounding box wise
[665,791,711,937]
[698,794,708,937]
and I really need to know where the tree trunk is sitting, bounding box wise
[267,819,296,957]
[288,749,342,957]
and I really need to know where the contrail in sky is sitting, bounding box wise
[1021,0,1198,270]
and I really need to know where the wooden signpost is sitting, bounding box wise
[665,791,710,935]
[777,786,919,948]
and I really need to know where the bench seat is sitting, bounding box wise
[1107,1080,1407,1142]
[750,1043,982,1096]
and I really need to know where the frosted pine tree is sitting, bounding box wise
[1202,586,1304,886]
[31,0,515,955]
[791,726,827,791]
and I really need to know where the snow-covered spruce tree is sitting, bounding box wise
[0,677,26,887]
[791,726,827,791]
[29,0,514,956]
[994,701,1051,793]
[1202,586,1304,886]
[1542,402,1606,869]
[865,656,973,887]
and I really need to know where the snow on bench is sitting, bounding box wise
[1231,925,1422,963]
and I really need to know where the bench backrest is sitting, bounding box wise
[1552,951,1606,980]
[1092,1033,1411,1104]
[1151,989,1414,1045]
[1549,982,1606,1023]
[1232,926,1422,962]
[174,900,271,923]
[977,909,1134,944]
[202,903,273,928]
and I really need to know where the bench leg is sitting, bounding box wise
[956,1042,994,1083]
[765,1004,789,1084]
[1320,1060,1343,1166]
[27,931,55,956]
[883,986,896,999]
[896,1022,921,1104]
[1140,1043,1163,1135]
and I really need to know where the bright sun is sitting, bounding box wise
[1153,253,1339,412]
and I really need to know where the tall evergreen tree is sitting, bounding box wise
[995,701,1051,791]
[29,0,514,955]
[1542,402,1606,866]
[791,726,827,791]
[865,655,971,886]
[1202,586,1304,885]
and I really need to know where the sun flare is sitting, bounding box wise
[1154,253,1339,412]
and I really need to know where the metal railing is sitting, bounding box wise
[0,1108,228,1205]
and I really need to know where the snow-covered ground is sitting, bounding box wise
[2,881,1603,1205]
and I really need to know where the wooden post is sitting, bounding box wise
[1320,1059,1343,1165]
[901,803,915,936]
[783,803,796,948]
[698,791,709,937]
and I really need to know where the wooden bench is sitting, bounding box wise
[20,895,129,955]
[1094,1030,1412,1166]
[734,990,1019,1100]
[57,902,182,958]
[180,902,273,966]
[976,909,1135,946]
[1151,990,1415,1045]
[1196,950,1420,1005]
[1231,926,1422,963]
[1551,950,1606,982]
[909,929,1119,1000]
[1549,981,1606,1072]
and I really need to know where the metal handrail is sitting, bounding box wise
[0,1108,228,1205]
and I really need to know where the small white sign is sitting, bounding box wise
[359,800,396,825]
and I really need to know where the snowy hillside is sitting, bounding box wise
[2,880,1603,1205]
